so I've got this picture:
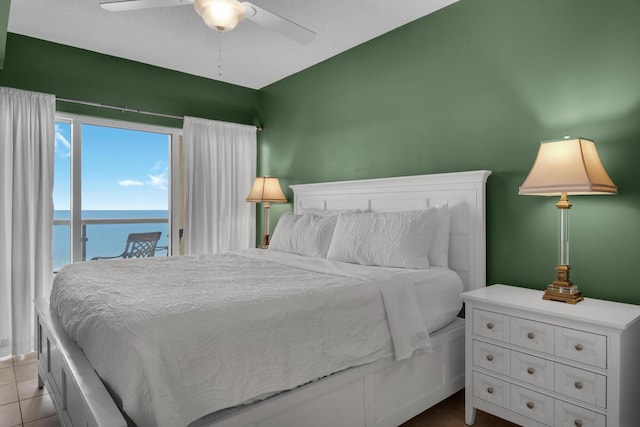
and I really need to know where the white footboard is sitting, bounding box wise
[35,294,464,427]
[35,297,127,427]
[200,318,465,427]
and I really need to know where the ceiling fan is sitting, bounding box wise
[100,0,316,44]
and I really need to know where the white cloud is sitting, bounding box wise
[148,173,168,190]
[55,125,71,158]
[119,180,144,187]
[119,163,167,191]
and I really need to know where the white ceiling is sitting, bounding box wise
[8,0,458,90]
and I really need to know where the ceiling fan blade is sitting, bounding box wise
[242,1,316,45]
[100,0,193,12]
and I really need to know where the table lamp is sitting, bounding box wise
[246,176,287,248]
[519,137,617,304]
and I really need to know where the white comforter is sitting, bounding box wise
[50,250,461,427]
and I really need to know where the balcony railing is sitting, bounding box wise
[54,217,169,262]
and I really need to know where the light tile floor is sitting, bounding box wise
[0,353,59,427]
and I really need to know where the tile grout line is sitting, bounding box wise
[6,355,57,427]
[14,360,25,427]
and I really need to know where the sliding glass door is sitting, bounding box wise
[53,115,181,271]
[53,121,72,270]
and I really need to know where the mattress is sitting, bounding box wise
[50,249,462,427]
[241,249,463,335]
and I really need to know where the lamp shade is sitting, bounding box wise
[194,0,246,31]
[246,177,287,203]
[519,138,617,196]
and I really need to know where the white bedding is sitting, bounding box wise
[50,250,462,427]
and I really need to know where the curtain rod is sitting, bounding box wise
[57,97,263,131]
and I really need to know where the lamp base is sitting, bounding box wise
[542,286,584,304]
[542,264,584,304]
[259,233,270,249]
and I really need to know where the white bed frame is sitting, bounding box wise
[35,170,491,427]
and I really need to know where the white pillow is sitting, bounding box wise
[429,204,451,267]
[268,213,338,258]
[299,207,362,216]
[326,208,438,269]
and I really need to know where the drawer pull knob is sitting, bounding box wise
[486,355,494,362]
[527,367,535,375]
[527,332,535,339]
[526,401,535,409]
[575,381,583,390]
[487,322,494,330]
[575,343,584,351]
[487,387,494,394]
[574,421,583,427]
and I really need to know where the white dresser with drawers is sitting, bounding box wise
[462,285,640,427]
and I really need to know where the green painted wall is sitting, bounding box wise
[0,33,258,127]
[0,0,10,69]
[2,2,639,305]
[258,0,640,304]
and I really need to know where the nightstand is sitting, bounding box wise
[462,284,640,427]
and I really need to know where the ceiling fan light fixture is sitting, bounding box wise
[194,0,246,32]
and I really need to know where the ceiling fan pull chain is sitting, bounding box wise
[218,31,223,77]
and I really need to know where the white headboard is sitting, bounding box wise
[290,170,492,293]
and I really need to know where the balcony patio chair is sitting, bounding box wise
[91,231,162,260]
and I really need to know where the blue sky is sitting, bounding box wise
[54,122,170,210]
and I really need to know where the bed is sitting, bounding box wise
[35,169,491,427]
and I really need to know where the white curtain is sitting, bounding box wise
[182,117,256,254]
[0,87,55,357]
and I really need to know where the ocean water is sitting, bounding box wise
[53,210,169,271]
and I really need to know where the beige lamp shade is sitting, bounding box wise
[246,177,287,203]
[519,138,617,196]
